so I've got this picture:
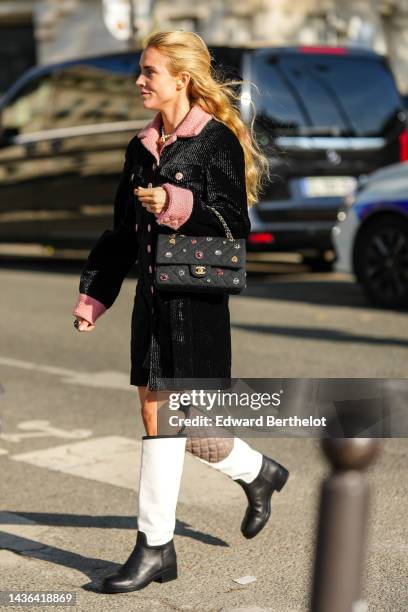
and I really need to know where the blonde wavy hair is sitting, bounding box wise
[141,30,270,208]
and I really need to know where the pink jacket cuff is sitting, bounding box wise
[72,293,106,325]
[155,183,193,230]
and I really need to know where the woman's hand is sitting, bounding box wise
[134,184,168,215]
[74,316,95,332]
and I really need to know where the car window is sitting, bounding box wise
[50,55,150,128]
[252,52,403,139]
[2,73,54,134]
[209,47,244,81]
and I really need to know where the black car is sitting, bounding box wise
[0,53,150,247]
[0,45,406,262]
[245,46,407,269]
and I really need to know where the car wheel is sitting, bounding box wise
[354,216,408,308]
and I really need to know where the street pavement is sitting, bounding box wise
[0,257,407,611]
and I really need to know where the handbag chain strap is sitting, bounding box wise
[168,206,234,242]
[207,206,234,241]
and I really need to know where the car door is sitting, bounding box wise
[0,54,154,247]
[40,54,154,247]
[0,69,58,243]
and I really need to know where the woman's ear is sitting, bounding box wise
[177,72,190,89]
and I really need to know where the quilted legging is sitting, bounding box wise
[179,404,234,462]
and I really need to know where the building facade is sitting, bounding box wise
[1,0,408,93]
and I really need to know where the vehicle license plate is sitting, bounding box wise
[301,176,357,197]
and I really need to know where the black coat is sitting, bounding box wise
[77,114,251,390]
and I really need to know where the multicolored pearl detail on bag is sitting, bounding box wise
[155,232,245,294]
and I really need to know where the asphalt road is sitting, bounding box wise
[0,255,407,611]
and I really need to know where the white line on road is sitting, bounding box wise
[0,356,132,391]
[0,420,92,443]
[11,436,241,506]
[0,512,52,551]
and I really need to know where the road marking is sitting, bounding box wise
[0,420,92,443]
[0,512,52,551]
[0,549,24,565]
[10,436,241,505]
[0,356,132,391]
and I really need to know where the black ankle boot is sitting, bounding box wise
[236,455,289,539]
[101,531,177,593]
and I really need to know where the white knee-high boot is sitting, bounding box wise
[193,436,289,539]
[195,437,263,482]
[137,435,187,545]
[102,435,187,594]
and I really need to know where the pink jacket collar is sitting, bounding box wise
[137,104,213,163]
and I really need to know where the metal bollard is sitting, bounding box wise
[311,438,380,612]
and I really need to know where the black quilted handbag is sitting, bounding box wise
[154,206,246,294]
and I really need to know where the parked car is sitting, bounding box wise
[245,46,407,269]
[332,161,408,308]
[0,48,244,248]
[0,45,406,260]
[0,53,151,247]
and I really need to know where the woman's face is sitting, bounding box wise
[135,46,187,110]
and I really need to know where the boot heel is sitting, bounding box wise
[155,566,178,583]
[275,466,289,491]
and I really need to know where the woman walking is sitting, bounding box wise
[72,30,289,594]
